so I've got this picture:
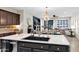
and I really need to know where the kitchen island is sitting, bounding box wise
[0,34,70,52]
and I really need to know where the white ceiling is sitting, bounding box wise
[12,7,79,18]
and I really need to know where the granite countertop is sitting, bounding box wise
[0,33,70,45]
[0,31,15,34]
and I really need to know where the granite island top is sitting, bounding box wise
[0,33,70,45]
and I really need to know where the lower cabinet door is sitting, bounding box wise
[0,40,1,49]
[33,49,48,52]
[50,45,69,52]
[18,47,31,52]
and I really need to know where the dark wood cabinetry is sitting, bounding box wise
[0,40,1,49]
[17,41,49,52]
[49,45,69,52]
[0,10,7,25]
[7,12,13,25]
[17,41,70,52]
[12,14,20,25]
[0,9,20,25]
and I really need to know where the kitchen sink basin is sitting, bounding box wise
[23,35,49,41]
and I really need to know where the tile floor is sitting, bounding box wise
[66,35,79,52]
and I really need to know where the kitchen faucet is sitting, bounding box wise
[31,25,41,37]
[31,29,35,37]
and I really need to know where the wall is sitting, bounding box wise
[20,10,33,33]
[71,16,79,39]
[53,17,71,29]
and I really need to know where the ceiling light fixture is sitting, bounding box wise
[43,7,49,21]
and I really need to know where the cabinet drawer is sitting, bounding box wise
[18,47,31,52]
[50,45,69,52]
[18,42,49,49]
[33,49,48,52]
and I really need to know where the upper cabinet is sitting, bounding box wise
[0,9,20,25]
[12,13,20,25]
[0,10,7,25]
[7,12,13,25]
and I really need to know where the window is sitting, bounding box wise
[57,20,68,29]
[48,20,53,28]
[43,18,69,29]
[44,20,53,29]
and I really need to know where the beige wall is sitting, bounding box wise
[71,16,79,39]
[20,10,33,33]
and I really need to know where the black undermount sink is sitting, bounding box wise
[23,35,50,41]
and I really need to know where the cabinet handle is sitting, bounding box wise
[22,44,24,46]
[57,48,60,50]
[41,46,43,48]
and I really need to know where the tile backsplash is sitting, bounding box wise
[0,25,19,33]
[0,25,16,28]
